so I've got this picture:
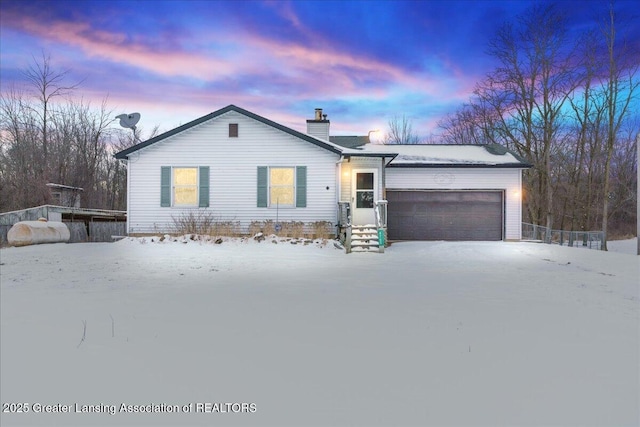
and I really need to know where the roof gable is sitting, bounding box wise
[114,105,346,159]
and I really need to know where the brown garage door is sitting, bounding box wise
[386,191,503,241]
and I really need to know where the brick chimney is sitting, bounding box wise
[306,108,330,141]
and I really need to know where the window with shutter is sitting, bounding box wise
[257,166,307,208]
[160,166,210,207]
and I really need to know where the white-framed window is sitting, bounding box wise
[160,166,209,208]
[257,166,306,208]
[173,167,198,206]
[269,167,295,207]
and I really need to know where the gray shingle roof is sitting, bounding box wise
[329,135,369,149]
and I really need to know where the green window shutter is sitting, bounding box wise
[257,166,268,207]
[160,167,171,207]
[199,166,210,207]
[296,166,307,208]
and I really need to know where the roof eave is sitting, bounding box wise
[387,162,533,168]
[343,152,398,158]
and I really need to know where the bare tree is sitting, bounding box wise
[599,3,639,250]
[439,99,503,146]
[439,105,481,145]
[23,53,80,176]
[0,88,42,209]
[384,115,421,144]
[433,2,638,238]
[476,3,581,231]
[0,54,132,212]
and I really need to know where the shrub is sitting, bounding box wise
[311,221,333,239]
[281,221,305,238]
[171,211,240,236]
[242,219,338,238]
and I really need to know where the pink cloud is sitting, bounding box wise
[249,36,437,91]
[7,11,237,80]
[3,5,470,138]
[5,6,464,104]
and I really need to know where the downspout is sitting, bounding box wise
[336,158,342,204]
[126,159,131,234]
[381,156,386,200]
[336,157,344,239]
[518,168,523,241]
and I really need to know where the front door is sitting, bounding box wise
[352,169,377,225]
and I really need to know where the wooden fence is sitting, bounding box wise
[89,222,126,242]
[67,222,89,243]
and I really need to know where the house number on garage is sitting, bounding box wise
[434,172,455,185]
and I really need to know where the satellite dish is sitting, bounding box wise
[116,113,141,131]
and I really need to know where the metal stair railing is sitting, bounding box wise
[374,200,387,253]
[338,202,352,253]
[338,201,387,254]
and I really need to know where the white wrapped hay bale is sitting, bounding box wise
[7,220,70,247]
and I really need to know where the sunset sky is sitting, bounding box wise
[1,0,638,139]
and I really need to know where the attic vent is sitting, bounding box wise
[229,123,238,138]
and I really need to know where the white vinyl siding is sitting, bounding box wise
[306,122,329,141]
[385,168,524,240]
[126,111,338,234]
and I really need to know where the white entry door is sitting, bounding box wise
[352,169,377,225]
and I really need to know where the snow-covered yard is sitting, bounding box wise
[1,238,638,426]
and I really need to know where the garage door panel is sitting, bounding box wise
[387,191,503,241]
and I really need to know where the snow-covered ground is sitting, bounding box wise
[608,237,638,255]
[1,237,638,427]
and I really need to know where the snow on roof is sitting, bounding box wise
[46,183,84,191]
[346,144,531,167]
